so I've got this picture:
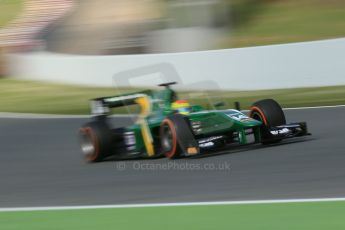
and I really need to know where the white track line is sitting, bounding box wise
[1,197,345,212]
[0,112,135,119]
[0,112,90,119]
[1,105,345,119]
[283,104,345,110]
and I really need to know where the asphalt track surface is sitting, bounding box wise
[0,107,344,207]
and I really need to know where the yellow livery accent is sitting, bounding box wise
[135,96,155,157]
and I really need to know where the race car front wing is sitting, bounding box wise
[269,122,311,139]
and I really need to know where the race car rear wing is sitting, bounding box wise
[90,91,156,157]
[90,90,152,115]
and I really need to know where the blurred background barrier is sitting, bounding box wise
[6,38,345,90]
[2,0,345,55]
[31,0,230,54]
[1,0,345,90]
[0,0,75,52]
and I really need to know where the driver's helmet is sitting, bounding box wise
[171,100,191,115]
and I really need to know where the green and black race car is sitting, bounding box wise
[79,82,310,162]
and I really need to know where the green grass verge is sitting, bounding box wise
[223,0,345,48]
[0,79,344,114]
[1,201,345,230]
[0,0,23,28]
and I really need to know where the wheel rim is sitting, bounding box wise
[250,106,268,126]
[251,110,272,141]
[79,128,99,162]
[162,124,173,152]
[160,119,177,158]
[80,132,95,156]
[252,111,263,122]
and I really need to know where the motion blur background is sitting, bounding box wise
[0,0,345,114]
[2,2,345,229]
[1,0,345,56]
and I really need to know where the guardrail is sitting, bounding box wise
[7,38,345,90]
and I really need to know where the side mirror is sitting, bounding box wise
[191,105,204,112]
[213,102,225,109]
[234,101,241,111]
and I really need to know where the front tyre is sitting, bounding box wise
[249,99,286,144]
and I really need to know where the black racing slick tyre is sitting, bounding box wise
[249,99,286,144]
[160,114,198,159]
[79,120,114,162]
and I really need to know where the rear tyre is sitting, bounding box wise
[249,99,286,144]
[79,120,114,162]
[160,114,196,159]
